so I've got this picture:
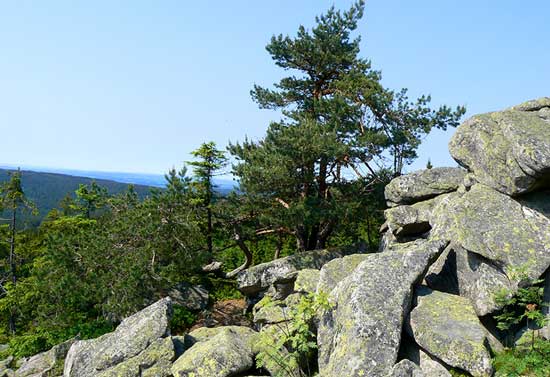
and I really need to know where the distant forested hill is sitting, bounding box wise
[0,169,153,227]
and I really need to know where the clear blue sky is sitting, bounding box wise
[1,1,548,174]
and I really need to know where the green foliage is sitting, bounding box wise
[230,0,465,251]
[493,266,548,349]
[256,292,332,376]
[170,305,198,334]
[493,338,550,377]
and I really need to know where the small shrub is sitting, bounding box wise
[170,305,197,334]
[493,338,550,377]
[256,292,332,377]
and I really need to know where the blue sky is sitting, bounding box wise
[1,1,548,174]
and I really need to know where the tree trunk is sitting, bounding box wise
[225,230,253,278]
[8,207,16,335]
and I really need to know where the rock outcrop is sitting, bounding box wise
[449,97,550,196]
[317,240,446,376]
[12,97,550,377]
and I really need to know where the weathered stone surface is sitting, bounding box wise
[236,247,358,296]
[96,337,174,377]
[318,239,446,377]
[293,269,319,294]
[407,287,493,377]
[384,204,431,238]
[400,339,451,377]
[316,253,369,295]
[64,297,172,377]
[431,184,550,286]
[171,327,258,377]
[168,283,209,311]
[384,167,466,207]
[253,301,288,326]
[449,98,550,196]
[424,243,513,316]
[388,360,425,377]
[16,339,73,377]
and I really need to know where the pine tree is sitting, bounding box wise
[230,1,465,251]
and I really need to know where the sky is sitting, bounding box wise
[0,1,549,175]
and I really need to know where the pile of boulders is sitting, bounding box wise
[3,98,549,377]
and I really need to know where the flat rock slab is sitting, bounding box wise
[449,97,550,196]
[317,239,446,377]
[384,167,465,207]
[316,253,369,295]
[407,287,493,377]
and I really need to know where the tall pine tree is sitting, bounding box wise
[230,1,465,251]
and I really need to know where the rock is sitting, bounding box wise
[384,167,466,207]
[96,337,175,377]
[317,239,446,377]
[431,184,550,287]
[253,301,288,326]
[388,360,425,377]
[64,297,172,377]
[407,287,493,377]
[16,338,74,377]
[293,269,319,294]
[171,326,258,377]
[400,339,451,377]
[384,204,431,238]
[168,283,209,311]
[449,98,550,196]
[316,253,369,294]
[424,243,513,316]
[236,247,358,297]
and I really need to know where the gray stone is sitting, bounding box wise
[293,269,319,294]
[317,239,446,377]
[168,283,209,311]
[384,167,466,207]
[171,326,258,377]
[316,253,369,295]
[424,243,513,316]
[96,337,175,377]
[16,339,74,377]
[400,341,451,377]
[407,287,493,377]
[64,297,172,377]
[388,360,425,377]
[431,184,550,287]
[449,98,550,196]
[236,247,358,296]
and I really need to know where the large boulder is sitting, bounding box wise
[384,167,466,207]
[171,326,258,377]
[96,337,175,377]
[15,339,74,377]
[388,360,425,377]
[431,184,550,287]
[64,297,172,377]
[424,243,513,316]
[168,283,209,311]
[449,98,550,196]
[317,239,446,377]
[236,247,358,297]
[407,287,493,377]
[316,253,369,294]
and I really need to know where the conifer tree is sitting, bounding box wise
[230,1,465,250]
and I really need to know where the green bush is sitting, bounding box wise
[170,305,198,334]
[493,338,550,376]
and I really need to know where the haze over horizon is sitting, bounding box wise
[1,1,549,174]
